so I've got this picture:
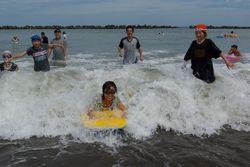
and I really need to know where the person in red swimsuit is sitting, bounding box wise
[228,45,242,57]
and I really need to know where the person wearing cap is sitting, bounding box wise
[183,24,234,83]
[118,25,143,64]
[0,51,18,72]
[50,28,68,66]
[87,81,126,119]
[10,34,63,72]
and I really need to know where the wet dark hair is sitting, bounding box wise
[126,25,134,33]
[231,45,238,49]
[231,31,234,34]
[102,81,117,95]
[41,32,45,35]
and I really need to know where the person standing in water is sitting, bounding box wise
[11,36,20,44]
[10,35,63,72]
[63,31,67,40]
[183,24,234,83]
[41,32,49,46]
[118,25,143,64]
[0,51,18,71]
[51,28,68,65]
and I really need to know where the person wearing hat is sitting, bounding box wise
[183,24,234,83]
[50,28,68,66]
[0,51,18,71]
[9,34,63,72]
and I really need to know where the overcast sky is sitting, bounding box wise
[0,0,249,26]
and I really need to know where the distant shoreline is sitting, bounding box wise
[0,25,250,30]
[0,25,177,30]
[189,25,250,29]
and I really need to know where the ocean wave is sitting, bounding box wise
[0,56,249,143]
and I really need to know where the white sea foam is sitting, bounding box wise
[0,52,249,144]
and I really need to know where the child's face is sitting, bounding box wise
[2,54,11,63]
[231,47,237,51]
[103,88,116,101]
[32,40,41,48]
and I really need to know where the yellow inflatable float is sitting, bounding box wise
[224,34,239,38]
[81,110,127,129]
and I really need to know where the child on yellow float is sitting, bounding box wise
[87,81,126,119]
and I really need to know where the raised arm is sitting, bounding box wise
[11,51,27,61]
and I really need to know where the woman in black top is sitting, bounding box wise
[183,24,234,83]
[0,51,18,72]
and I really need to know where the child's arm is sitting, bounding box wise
[228,49,233,55]
[118,103,127,118]
[87,109,94,119]
[117,100,127,118]
[118,103,126,112]
[220,53,235,69]
[238,51,243,57]
[10,51,27,61]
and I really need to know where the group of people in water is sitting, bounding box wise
[0,24,243,118]
[1,28,68,72]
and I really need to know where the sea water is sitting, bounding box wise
[0,28,249,166]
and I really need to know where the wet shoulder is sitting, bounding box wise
[26,47,35,55]
[205,39,214,44]
[120,37,127,42]
[133,36,140,41]
[191,40,196,45]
